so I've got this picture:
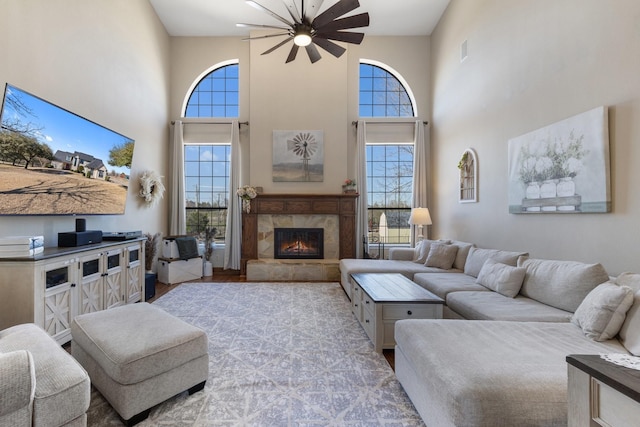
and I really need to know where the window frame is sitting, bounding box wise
[359,60,417,247]
[181,60,240,243]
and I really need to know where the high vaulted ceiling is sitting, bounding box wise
[149,0,450,37]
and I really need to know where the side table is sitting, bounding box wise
[567,354,640,427]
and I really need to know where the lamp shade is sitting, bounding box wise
[408,207,432,226]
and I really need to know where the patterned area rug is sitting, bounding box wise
[86,282,424,426]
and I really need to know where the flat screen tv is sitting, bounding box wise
[0,83,135,215]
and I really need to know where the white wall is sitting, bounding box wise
[169,34,430,194]
[430,0,640,274]
[0,0,171,244]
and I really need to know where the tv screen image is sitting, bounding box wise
[0,84,135,215]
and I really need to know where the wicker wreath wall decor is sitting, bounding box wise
[139,170,165,207]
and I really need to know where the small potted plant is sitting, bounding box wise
[144,232,161,272]
[342,178,357,194]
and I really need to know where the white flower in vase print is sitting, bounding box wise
[563,157,583,177]
[534,157,553,180]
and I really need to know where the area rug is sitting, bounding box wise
[86,282,424,426]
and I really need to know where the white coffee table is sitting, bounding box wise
[350,273,444,353]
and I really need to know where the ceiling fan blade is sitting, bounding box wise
[237,23,290,31]
[244,32,291,41]
[315,30,364,44]
[312,37,346,58]
[315,12,369,32]
[312,0,359,29]
[285,44,300,63]
[262,37,293,55]
[305,43,322,63]
[302,0,325,22]
[246,0,293,27]
[282,0,302,23]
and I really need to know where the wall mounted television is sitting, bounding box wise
[0,83,135,215]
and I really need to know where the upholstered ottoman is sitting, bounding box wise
[70,303,208,426]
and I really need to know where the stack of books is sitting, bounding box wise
[0,236,45,258]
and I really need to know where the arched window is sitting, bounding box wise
[359,62,415,117]
[359,61,416,249]
[182,62,239,246]
[184,63,239,117]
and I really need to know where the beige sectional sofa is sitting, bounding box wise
[339,239,640,426]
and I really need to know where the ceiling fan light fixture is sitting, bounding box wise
[241,0,370,63]
[293,30,312,47]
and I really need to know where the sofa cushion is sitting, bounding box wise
[446,291,574,322]
[517,257,609,312]
[425,242,458,269]
[475,260,526,298]
[615,272,640,355]
[394,319,629,427]
[413,272,489,300]
[0,324,90,427]
[449,240,474,271]
[571,281,634,341]
[463,247,528,278]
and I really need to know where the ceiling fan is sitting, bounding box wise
[238,0,370,64]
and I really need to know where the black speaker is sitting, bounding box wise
[58,230,103,247]
[75,218,86,232]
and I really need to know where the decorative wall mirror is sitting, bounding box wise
[458,148,478,203]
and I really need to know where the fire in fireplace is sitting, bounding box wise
[274,228,324,259]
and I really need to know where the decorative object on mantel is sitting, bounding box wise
[144,232,161,272]
[342,178,357,194]
[237,185,258,213]
[508,106,610,214]
[458,148,478,203]
[600,353,640,370]
[139,170,165,207]
[408,207,432,242]
[238,0,370,64]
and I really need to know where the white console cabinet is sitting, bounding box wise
[0,238,145,344]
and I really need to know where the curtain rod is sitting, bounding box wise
[171,120,249,127]
[352,120,428,128]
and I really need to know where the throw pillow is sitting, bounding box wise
[412,239,451,264]
[615,272,640,355]
[571,281,635,342]
[475,259,526,298]
[412,240,431,263]
[425,242,458,270]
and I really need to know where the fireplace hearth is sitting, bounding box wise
[274,228,324,259]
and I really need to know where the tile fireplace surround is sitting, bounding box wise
[241,194,358,279]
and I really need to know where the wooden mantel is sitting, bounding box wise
[241,193,359,275]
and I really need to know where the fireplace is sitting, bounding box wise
[274,228,324,259]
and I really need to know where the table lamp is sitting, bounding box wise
[408,207,432,241]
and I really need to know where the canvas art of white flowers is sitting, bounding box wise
[518,131,587,184]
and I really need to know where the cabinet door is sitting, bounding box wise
[43,259,77,344]
[125,243,143,303]
[104,248,124,310]
[79,251,104,314]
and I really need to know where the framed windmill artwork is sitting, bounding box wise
[272,130,324,182]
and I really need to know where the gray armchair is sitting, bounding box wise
[0,324,90,427]
[0,350,35,426]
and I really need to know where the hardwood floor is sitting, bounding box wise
[148,269,396,370]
